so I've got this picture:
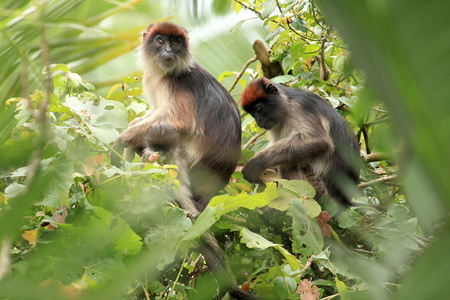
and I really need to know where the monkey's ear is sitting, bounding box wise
[265,83,278,94]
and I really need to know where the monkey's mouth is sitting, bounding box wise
[262,120,275,130]
[161,57,177,67]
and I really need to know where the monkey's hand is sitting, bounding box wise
[141,148,160,163]
[242,158,266,184]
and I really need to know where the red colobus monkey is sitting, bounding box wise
[240,78,360,205]
[113,22,241,212]
[112,23,255,299]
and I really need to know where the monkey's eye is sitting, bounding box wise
[158,39,165,45]
[173,41,180,47]
[255,106,263,113]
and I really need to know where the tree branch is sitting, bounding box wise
[358,175,398,188]
[228,56,257,93]
[242,129,267,150]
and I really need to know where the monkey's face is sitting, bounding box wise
[145,34,189,71]
[250,101,279,130]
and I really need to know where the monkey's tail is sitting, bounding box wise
[201,232,257,300]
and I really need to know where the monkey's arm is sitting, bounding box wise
[243,131,333,183]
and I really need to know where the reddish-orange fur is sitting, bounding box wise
[144,22,189,45]
[240,78,271,107]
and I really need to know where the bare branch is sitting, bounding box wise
[358,175,398,188]
[242,129,267,150]
[228,56,257,93]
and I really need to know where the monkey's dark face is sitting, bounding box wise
[249,100,281,130]
[148,34,187,69]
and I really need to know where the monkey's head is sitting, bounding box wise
[240,78,285,130]
[140,22,193,75]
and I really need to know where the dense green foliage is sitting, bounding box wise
[1,1,449,300]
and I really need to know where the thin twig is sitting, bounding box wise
[242,129,267,150]
[358,175,398,188]
[295,255,315,278]
[363,117,390,126]
[228,56,257,93]
[363,152,393,163]
[165,254,188,300]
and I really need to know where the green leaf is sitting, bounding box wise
[64,95,127,143]
[289,198,324,256]
[274,276,297,299]
[182,206,222,241]
[271,75,294,84]
[91,207,143,256]
[261,0,277,19]
[52,63,69,73]
[277,179,316,199]
[218,71,235,82]
[40,157,75,208]
[144,208,192,269]
[274,245,303,270]
[209,183,278,217]
[333,54,348,73]
[240,228,280,249]
[4,182,26,198]
[335,277,349,300]
[304,44,321,54]
[290,41,304,61]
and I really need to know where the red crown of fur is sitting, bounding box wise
[144,22,189,43]
[240,78,271,108]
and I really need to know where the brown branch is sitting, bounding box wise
[228,56,257,93]
[253,39,284,79]
[358,175,398,188]
[295,255,315,278]
[242,129,267,150]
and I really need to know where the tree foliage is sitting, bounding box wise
[0,0,449,299]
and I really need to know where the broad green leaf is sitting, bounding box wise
[274,276,296,299]
[335,277,349,300]
[290,41,304,61]
[144,208,192,269]
[64,95,127,143]
[91,207,143,256]
[289,198,324,256]
[303,44,321,54]
[277,179,316,199]
[333,54,348,73]
[4,182,26,198]
[182,206,223,241]
[209,183,278,217]
[40,157,74,208]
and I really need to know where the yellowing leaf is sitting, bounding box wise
[335,277,349,300]
[302,199,322,218]
[22,230,37,244]
[275,245,303,270]
[107,83,122,99]
[235,182,251,192]
[233,0,242,14]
